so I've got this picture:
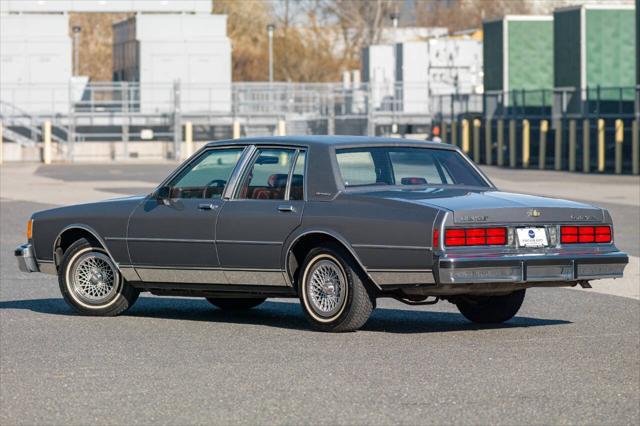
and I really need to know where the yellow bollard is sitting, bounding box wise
[582,119,590,173]
[43,121,52,165]
[461,119,470,153]
[232,121,241,139]
[539,119,548,170]
[615,119,623,174]
[522,119,530,168]
[554,119,563,170]
[472,119,481,162]
[277,119,286,136]
[509,119,516,168]
[485,118,492,165]
[451,120,458,147]
[568,120,576,172]
[598,119,605,173]
[183,122,193,160]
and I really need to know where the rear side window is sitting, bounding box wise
[238,148,296,200]
[335,147,488,188]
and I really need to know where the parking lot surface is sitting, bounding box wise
[1,163,639,425]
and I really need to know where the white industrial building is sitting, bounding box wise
[112,13,232,113]
[0,12,72,113]
[0,0,231,114]
[362,35,483,114]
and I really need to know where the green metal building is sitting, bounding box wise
[483,16,554,106]
[554,4,636,98]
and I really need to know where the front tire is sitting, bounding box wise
[58,238,139,316]
[455,289,526,324]
[206,298,266,310]
[298,245,375,332]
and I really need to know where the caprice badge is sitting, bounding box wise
[459,215,488,222]
[527,209,542,218]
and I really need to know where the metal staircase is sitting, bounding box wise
[0,101,70,148]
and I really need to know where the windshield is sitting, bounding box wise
[335,147,489,188]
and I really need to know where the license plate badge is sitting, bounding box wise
[516,227,549,248]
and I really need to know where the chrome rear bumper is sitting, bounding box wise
[15,243,39,273]
[437,251,628,284]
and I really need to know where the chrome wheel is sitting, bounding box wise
[71,251,119,305]
[306,258,347,318]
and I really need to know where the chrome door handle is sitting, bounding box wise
[278,205,295,212]
[198,203,217,210]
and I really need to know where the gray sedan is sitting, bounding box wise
[15,136,628,331]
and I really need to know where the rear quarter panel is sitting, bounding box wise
[299,194,440,270]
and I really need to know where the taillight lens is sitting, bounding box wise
[444,227,507,246]
[433,229,440,248]
[561,225,611,244]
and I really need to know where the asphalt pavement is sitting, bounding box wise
[1,163,639,425]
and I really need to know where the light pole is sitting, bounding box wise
[267,24,275,83]
[72,25,81,76]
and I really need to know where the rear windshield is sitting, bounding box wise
[335,147,489,188]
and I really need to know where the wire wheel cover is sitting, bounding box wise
[307,259,347,317]
[71,252,118,304]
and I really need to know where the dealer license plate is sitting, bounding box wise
[516,227,549,248]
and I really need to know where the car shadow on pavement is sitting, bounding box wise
[0,296,571,333]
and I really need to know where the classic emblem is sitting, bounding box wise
[527,209,542,218]
[528,229,536,238]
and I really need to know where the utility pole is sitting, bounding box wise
[72,26,81,76]
[267,24,275,83]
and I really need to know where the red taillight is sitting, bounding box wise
[561,225,611,244]
[433,229,440,248]
[444,227,507,247]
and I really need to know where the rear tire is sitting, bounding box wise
[58,238,139,316]
[298,244,375,332]
[455,289,526,324]
[206,298,266,310]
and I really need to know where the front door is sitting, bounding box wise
[127,146,246,283]
[216,148,306,286]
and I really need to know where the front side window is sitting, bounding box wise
[238,148,296,200]
[335,147,488,188]
[169,147,244,199]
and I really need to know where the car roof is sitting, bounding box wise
[205,135,458,150]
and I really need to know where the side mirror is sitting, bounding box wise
[155,186,171,204]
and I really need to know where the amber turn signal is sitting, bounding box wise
[27,219,33,240]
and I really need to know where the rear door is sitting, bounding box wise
[216,147,306,286]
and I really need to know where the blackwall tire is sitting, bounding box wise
[455,289,526,324]
[58,238,139,316]
[206,298,266,310]
[298,244,375,332]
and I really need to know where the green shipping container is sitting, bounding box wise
[483,16,554,106]
[554,5,636,99]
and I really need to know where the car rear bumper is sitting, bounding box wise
[15,243,39,273]
[437,251,628,284]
